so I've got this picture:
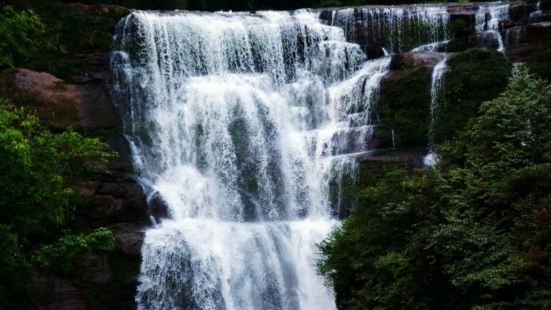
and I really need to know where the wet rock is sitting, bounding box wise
[509,2,533,22]
[105,133,134,171]
[73,181,101,197]
[148,191,171,222]
[74,172,148,225]
[354,148,426,176]
[529,10,551,22]
[526,21,551,39]
[79,256,113,285]
[468,32,501,50]
[390,52,445,71]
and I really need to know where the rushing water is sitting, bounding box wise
[112,9,393,310]
[328,5,450,53]
[424,56,448,167]
[110,3,515,309]
[475,2,510,52]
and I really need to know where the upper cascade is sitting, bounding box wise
[112,10,379,223]
[322,4,450,54]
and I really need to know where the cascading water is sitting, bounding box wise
[111,9,392,310]
[423,57,448,167]
[476,2,510,52]
[328,5,450,53]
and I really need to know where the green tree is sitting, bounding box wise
[0,6,45,68]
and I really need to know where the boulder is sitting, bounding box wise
[355,148,425,175]
[390,52,446,71]
[1,68,120,130]
[509,2,534,22]
[148,191,171,222]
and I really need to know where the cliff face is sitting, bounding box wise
[1,1,550,308]
[0,3,150,308]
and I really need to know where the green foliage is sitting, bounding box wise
[0,6,45,68]
[319,65,551,309]
[0,102,114,307]
[1,1,128,80]
[434,48,512,144]
[35,228,115,275]
[377,67,432,147]
[0,103,111,239]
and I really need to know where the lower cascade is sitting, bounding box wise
[108,4,507,309]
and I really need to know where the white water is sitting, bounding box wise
[111,9,396,310]
[330,5,450,53]
[475,2,510,52]
[424,57,447,168]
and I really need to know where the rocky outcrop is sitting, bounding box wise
[74,172,148,225]
[0,4,146,308]
[355,148,425,175]
[1,68,119,130]
[31,172,148,309]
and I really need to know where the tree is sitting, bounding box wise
[0,6,45,68]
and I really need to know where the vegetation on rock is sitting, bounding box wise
[0,102,114,308]
[319,65,551,309]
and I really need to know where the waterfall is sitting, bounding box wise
[475,2,510,52]
[328,5,450,54]
[111,9,392,310]
[423,57,448,168]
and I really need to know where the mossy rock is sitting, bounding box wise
[434,48,511,143]
[375,66,432,148]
